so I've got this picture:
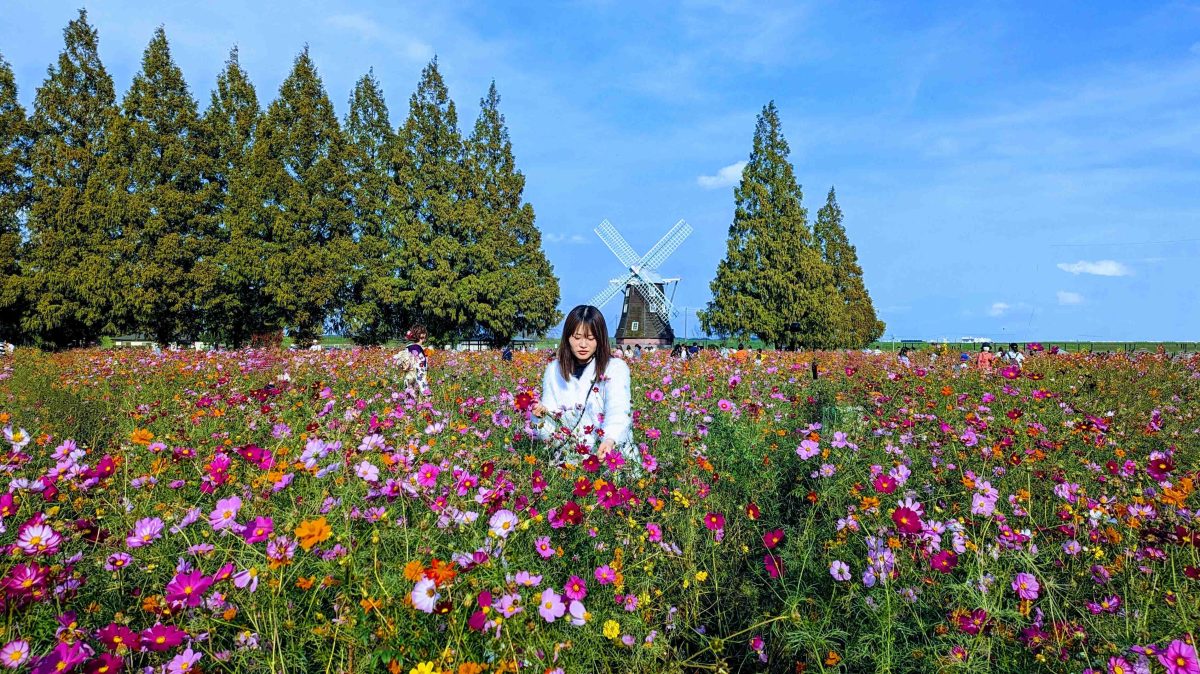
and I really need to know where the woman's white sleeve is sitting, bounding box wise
[602,362,632,445]
[535,362,559,440]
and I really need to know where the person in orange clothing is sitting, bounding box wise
[976,343,997,374]
[732,342,749,365]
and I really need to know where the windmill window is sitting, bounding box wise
[631,321,639,332]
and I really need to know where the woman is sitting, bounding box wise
[531,305,634,469]
[402,324,430,397]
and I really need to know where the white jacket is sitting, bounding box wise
[534,357,632,450]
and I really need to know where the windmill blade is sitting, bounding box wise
[595,220,641,269]
[638,219,693,271]
[632,278,673,318]
[588,272,634,309]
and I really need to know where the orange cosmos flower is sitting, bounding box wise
[294,517,332,551]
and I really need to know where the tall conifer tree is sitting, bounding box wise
[0,53,30,340]
[814,187,883,347]
[23,10,117,348]
[202,47,268,347]
[342,70,395,345]
[700,102,843,348]
[103,27,212,345]
[392,59,472,342]
[465,82,560,344]
[252,48,353,346]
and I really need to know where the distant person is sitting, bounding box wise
[733,342,749,364]
[976,343,996,374]
[688,342,700,358]
[632,344,643,359]
[502,344,513,361]
[1002,343,1024,368]
[898,346,912,368]
[396,324,430,397]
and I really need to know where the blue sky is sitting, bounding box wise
[3,1,1198,341]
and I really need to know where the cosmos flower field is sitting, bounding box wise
[0,347,1197,674]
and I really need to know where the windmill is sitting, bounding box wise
[587,219,693,347]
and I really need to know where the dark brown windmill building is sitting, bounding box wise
[587,219,692,348]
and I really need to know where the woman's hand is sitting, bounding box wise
[596,439,616,458]
[531,403,548,417]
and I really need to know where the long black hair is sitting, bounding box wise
[557,305,611,381]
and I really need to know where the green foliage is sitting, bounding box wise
[464,81,561,344]
[0,52,30,340]
[700,102,844,349]
[201,47,270,347]
[21,9,118,348]
[815,187,885,348]
[392,59,473,343]
[341,69,397,345]
[103,27,214,346]
[251,48,354,347]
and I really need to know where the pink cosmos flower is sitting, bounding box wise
[208,495,242,531]
[416,462,440,488]
[829,560,850,581]
[1107,656,1133,674]
[355,461,380,483]
[717,399,734,412]
[1012,572,1040,600]
[0,640,29,669]
[796,439,819,460]
[165,570,213,607]
[568,600,589,626]
[564,575,588,601]
[1157,639,1199,674]
[167,646,203,674]
[538,588,566,622]
[126,517,164,548]
[534,536,555,559]
[594,565,616,585]
[646,522,662,542]
[16,522,62,556]
[488,510,518,538]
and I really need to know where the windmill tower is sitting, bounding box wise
[588,219,693,347]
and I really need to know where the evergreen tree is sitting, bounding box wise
[23,10,117,348]
[814,187,884,347]
[0,53,30,341]
[251,48,354,347]
[103,27,212,346]
[392,58,472,343]
[201,47,268,347]
[699,102,844,349]
[342,69,396,345]
[465,81,560,344]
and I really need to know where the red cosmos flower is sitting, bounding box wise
[514,391,534,412]
[762,529,785,550]
[763,554,784,579]
[704,512,726,531]
[572,477,592,497]
[930,550,958,573]
[1006,408,1024,420]
[745,502,761,520]
[1147,457,1175,481]
[873,474,897,494]
[559,501,583,525]
[892,507,922,534]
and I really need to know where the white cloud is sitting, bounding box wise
[325,13,433,62]
[697,161,747,189]
[1056,290,1083,305]
[1056,260,1133,276]
[544,233,589,245]
[988,302,1010,317]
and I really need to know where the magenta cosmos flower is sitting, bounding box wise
[594,565,616,585]
[891,507,922,534]
[537,588,566,622]
[416,463,440,488]
[764,554,784,579]
[1157,639,1199,674]
[241,516,274,544]
[141,624,187,652]
[703,512,725,531]
[165,570,213,607]
[564,575,587,601]
[1012,573,1040,600]
[930,550,958,574]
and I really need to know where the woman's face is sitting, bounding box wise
[568,325,597,362]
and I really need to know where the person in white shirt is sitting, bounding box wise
[531,305,634,468]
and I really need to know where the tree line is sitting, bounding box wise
[0,10,561,349]
[700,102,885,349]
